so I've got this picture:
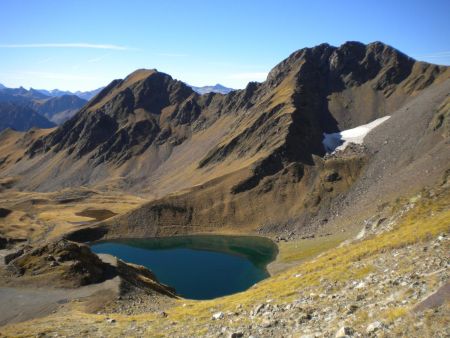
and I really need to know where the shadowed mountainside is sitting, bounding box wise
[0,102,56,131]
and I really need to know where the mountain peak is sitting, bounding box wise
[122,68,159,85]
[190,83,234,95]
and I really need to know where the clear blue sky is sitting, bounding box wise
[0,0,449,91]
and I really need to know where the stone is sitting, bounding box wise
[325,171,341,182]
[106,318,116,324]
[228,332,244,338]
[355,281,366,289]
[261,319,276,328]
[335,326,354,337]
[366,321,383,334]
[212,312,224,320]
[297,312,312,323]
[346,304,358,314]
[253,304,265,316]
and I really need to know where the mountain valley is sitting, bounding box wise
[0,41,449,337]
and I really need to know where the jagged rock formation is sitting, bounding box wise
[0,41,448,238]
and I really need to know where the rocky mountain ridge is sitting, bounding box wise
[0,41,448,238]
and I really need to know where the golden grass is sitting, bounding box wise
[383,306,408,322]
[0,189,148,241]
[276,233,348,263]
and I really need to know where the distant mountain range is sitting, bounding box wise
[189,83,234,95]
[0,82,235,132]
[36,87,104,101]
[0,85,89,130]
[0,101,56,132]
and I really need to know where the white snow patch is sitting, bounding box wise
[322,116,391,153]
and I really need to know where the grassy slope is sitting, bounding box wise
[2,184,448,337]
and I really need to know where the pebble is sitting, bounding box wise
[366,321,383,334]
[212,312,224,320]
[335,326,354,337]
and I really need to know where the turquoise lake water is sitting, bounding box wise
[91,235,277,299]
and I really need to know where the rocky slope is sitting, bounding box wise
[1,178,448,337]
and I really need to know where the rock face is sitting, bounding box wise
[0,41,449,237]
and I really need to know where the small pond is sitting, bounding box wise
[91,235,278,299]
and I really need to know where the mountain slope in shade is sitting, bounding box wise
[190,83,234,94]
[0,102,56,131]
[0,41,448,237]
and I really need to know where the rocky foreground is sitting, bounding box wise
[1,181,448,337]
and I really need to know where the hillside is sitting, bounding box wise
[2,180,448,336]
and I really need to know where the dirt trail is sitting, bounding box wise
[0,276,120,326]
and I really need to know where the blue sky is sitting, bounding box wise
[0,0,449,91]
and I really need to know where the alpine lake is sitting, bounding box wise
[91,235,278,300]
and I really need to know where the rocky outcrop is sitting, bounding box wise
[2,239,175,296]
[5,239,109,287]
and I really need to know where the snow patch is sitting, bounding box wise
[322,116,391,153]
